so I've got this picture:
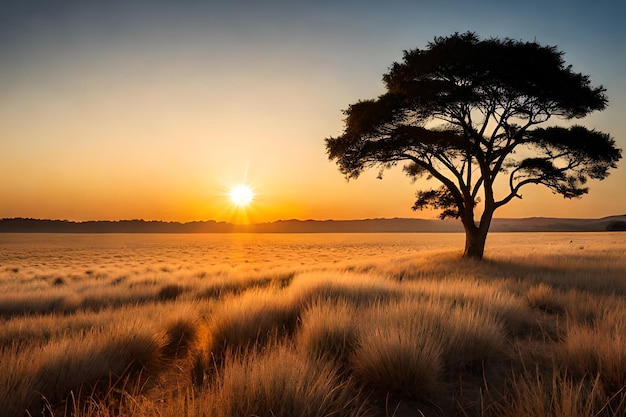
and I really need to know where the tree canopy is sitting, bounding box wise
[325,32,621,259]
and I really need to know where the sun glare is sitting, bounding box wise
[230,185,254,207]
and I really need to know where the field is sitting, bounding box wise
[1,232,625,417]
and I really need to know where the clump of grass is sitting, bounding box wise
[158,284,184,301]
[289,271,403,308]
[198,276,252,299]
[197,271,296,301]
[351,301,444,400]
[273,271,296,288]
[561,323,626,390]
[526,284,606,325]
[526,283,564,315]
[108,275,127,286]
[405,277,534,337]
[193,288,299,383]
[201,342,373,417]
[350,296,508,407]
[0,342,41,417]
[60,386,147,417]
[490,370,621,417]
[0,321,167,415]
[208,288,298,349]
[79,286,159,311]
[296,299,359,365]
[162,315,200,360]
[440,306,508,373]
[0,289,82,317]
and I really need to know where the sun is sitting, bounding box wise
[229,184,255,207]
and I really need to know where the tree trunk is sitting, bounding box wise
[463,226,488,259]
[461,206,494,260]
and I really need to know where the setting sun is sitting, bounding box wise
[229,185,255,207]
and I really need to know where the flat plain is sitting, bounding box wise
[1,232,625,417]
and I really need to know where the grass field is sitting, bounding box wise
[1,232,625,417]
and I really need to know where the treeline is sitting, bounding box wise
[606,221,626,231]
[0,216,624,233]
[0,218,460,233]
[0,218,233,233]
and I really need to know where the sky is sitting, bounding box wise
[1,0,625,223]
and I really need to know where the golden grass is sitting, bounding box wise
[351,301,445,400]
[1,321,167,416]
[490,371,611,417]
[296,299,359,365]
[199,342,373,417]
[1,232,625,416]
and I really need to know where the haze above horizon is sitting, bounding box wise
[1,1,624,223]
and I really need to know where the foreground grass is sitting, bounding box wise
[0,232,625,416]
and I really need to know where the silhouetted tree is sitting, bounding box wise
[326,32,621,259]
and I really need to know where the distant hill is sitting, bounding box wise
[1,216,625,233]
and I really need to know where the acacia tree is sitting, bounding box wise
[325,32,621,259]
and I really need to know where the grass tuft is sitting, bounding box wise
[158,284,185,301]
[491,370,623,417]
[351,301,444,400]
[163,316,200,359]
[296,299,359,366]
[202,342,373,417]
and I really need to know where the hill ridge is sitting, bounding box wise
[1,216,625,233]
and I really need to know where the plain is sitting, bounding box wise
[0,232,625,417]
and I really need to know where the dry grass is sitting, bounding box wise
[0,232,625,417]
[351,301,445,400]
[198,342,373,417]
[1,321,167,416]
[489,370,625,417]
[296,299,359,365]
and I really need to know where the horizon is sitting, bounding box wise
[1,1,625,222]
[3,213,625,224]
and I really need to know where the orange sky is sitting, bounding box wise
[1,2,624,223]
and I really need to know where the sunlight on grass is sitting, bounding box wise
[1,232,625,416]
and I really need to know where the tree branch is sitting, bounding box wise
[403,153,466,209]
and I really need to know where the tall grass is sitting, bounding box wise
[1,321,166,416]
[489,370,624,417]
[561,323,626,390]
[296,299,359,365]
[198,342,373,417]
[351,302,445,400]
[1,232,625,416]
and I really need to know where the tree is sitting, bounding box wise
[325,32,621,259]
